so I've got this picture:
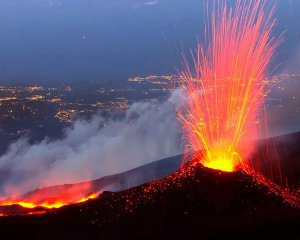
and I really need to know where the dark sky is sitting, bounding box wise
[0,0,298,84]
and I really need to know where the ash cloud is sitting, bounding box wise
[0,90,184,198]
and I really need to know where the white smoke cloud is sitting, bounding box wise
[0,89,184,198]
[144,0,159,6]
[132,0,159,10]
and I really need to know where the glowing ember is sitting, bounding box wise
[178,0,281,172]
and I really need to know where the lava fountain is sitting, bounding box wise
[178,0,282,173]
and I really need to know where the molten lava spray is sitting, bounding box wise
[178,0,281,172]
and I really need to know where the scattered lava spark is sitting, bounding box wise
[178,0,282,173]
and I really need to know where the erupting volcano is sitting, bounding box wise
[0,2,299,239]
[178,0,282,174]
[0,0,298,239]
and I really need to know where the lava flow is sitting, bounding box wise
[178,0,282,173]
[0,192,98,209]
[0,182,99,212]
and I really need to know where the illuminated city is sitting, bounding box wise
[0,75,179,153]
[0,72,298,155]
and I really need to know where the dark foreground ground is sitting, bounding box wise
[0,133,299,239]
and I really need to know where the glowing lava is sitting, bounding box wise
[202,155,237,172]
[0,182,99,212]
[178,0,281,172]
[0,192,98,210]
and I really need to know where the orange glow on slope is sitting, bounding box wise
[0,182,99,210]
[178,0,281,172]
[0,192,98,209]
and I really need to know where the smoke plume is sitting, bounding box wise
[0,90,184,198]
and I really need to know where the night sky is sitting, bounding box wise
[0,0,298,84]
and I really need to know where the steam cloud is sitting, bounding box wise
[0,90,184,198]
